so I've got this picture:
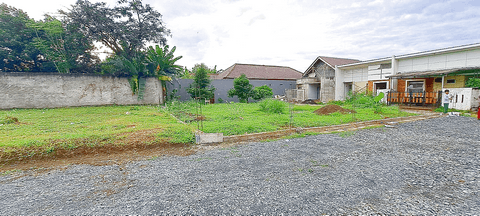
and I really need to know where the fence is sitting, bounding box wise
[387,91,442,107]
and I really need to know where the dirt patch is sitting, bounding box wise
[314,105,356,115]
[174,111,206,122]
[301,99,318,105]
[0,129,196,173]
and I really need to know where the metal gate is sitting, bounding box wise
[387,91,442,107]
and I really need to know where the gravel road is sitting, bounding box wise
[1,116,479,215]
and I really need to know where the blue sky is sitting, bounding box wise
[3,0,480,72]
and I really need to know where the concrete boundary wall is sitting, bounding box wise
[0,72,163,109]
[166,79,297,103]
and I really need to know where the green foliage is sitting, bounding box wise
[0,4,53,72]
[186,67,216,100]
[28,16,71,73]
[62,0,170,59]
[104,44,183,99]
[258,99,287,114]
[252,85,274,101]
[374,92,385,103]
[228,74,254,103]
[466,77,480,88]
[146,45,183,77]
[192,63,215,73]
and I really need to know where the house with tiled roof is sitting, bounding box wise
[335,43,480,110]
[211,63,302,80]
[297,56,360,102]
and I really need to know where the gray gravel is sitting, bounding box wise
[1,116,479,215]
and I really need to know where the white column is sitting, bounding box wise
[334,65,344,101]
[441,75,445,90]
[391,55,398,91]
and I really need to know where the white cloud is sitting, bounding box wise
[2,0,480,72]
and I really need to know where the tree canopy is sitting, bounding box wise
[0,3,51,72]
[0,3,99,73]
[61,0,170,59]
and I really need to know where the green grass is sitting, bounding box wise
[0,105,196,150]
[434,106,476,117]
[167,101,415,136]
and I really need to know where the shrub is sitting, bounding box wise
[228,74,254,103]
[252,85,273,101]
[466,77,480,88]
[258,99,287,114]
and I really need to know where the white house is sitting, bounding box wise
[333,43,480,110]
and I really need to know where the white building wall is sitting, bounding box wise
[342,67,368,82]
[398,49,480,73]
[335,66,369,100]
[444,88,480,110]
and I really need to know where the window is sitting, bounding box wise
[380,63,392,69]
[446,79,456,84]
[435,78,442,83]
[406,81,424,93]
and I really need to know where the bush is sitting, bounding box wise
[345,93,375,108]
[466,77,480,88]
[252,85,273,101]
[258,99,287,114]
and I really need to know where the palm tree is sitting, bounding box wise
[146,45,183,78]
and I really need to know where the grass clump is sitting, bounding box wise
[1,116,19,124]
[258,99,288,114]
[157,124,196,144]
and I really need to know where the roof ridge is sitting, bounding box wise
[235,63,296,68]
[318,56,360,61]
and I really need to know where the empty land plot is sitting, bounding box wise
[167,101,415,136]
[1,116,478,215]
[0,105,196,168]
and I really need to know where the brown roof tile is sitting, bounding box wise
[317,56,360,68]
[213,63,302,80]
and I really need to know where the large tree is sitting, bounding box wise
[0,3,53,72]
[0,3,99,73]
[61,0,170,59]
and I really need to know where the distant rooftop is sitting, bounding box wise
[212,63,302,80]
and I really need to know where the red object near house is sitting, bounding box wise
[477,108,480,120]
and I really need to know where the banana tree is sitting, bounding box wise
[146,45,182,77]
[146,45,183,101]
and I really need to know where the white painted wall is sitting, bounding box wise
[342,67,368,82]
[443,88,480,110]
[398,49,480,73]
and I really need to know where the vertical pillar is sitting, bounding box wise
[391,55,398,91]
[441,75,445,90]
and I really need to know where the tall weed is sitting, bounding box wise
[259,99,287,114]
